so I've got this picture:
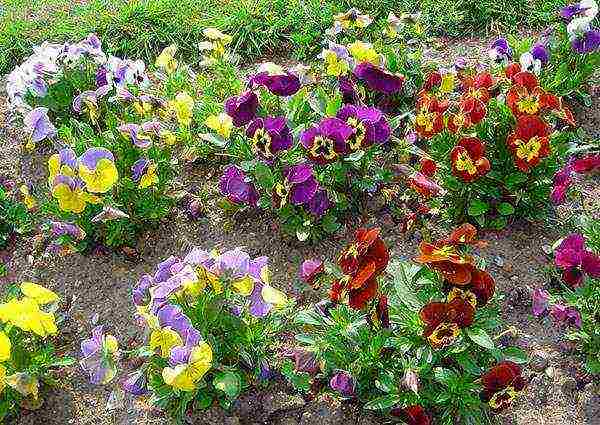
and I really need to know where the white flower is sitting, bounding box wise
[519,52,542,75]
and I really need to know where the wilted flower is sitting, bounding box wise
[72,85,110,123]
[299,259,324,286]
[329,371,355,397]
[219,165,259,207]
[506,115,551,172]
[118,123,152,148]
[336,105,391,150]
[78,147,119,193]
[450,137,491,182]
[339,76,358,104]
[402,370,421,394]
[91,206,130,223]
[374,295,390,328]
[301,117,354,164]
[246,117,293,159]
[333,8,373,30]
[80,325,120,385]
[19,184,37,210]
[282,348,319,374]
[419,297,475,348]
[205,113,233,139]
[390,405,431,425]
[225,91,259,127]
[354,62,404,95]
[554,233,600,287]
[122,370,148,396]
[550,304,582,328]
[550,164,573,204]
[49,221,86,241]
[407,171,443,198]
[198,27,232,62]
[307,188,331,217]
[131,158,158,189]
[251,62,301,96]
[531,288,550,317]
[480,361,526,411]
[23,107,56,148]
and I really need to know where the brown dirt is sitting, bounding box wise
[2,37,600,425]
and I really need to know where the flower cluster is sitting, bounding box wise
[0,283,73,420]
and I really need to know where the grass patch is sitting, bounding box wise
[1,0,566,74]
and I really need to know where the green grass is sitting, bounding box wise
[0,0,566,74]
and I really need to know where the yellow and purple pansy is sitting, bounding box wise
[78,147,118,193]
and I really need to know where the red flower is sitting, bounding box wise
[331,228,390,309]
[419,297,475,348]
[390,405,431,425]
[442,223,487,248]
[415,95,445,139]
[450,137,491,182]
[374,295,390,328]
[572,154,600,173]
[408,172,443,198]
[481,361,526,411]
[447,268,496,307]
[506,71,562,118]
[419,158,437,177]
[414,241,475,285]
[506,115,551,172]
[461,71,494,103]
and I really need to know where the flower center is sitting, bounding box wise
[455,151,477,175]
[310,136,338,160]
[488,386,518,410]
[252,128,273,157]
[515,136,542,161]
[346,117,366,150]
[416,111,436,132]
[428,322,460,348]
[517,95,540,115]
[447,287,477,307]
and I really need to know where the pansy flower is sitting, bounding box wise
[506,115,551,172]
[122,370,148,396]
[48,147,78,185]
[162,342,212,391]
[488,38,513,63]
[170,92,195,127]
[480,361,526,411]
[330,371,355,397]
[336,105,391,150]
[299,259,324,286]
[333,8,373,30]
[80,325,120,385]
[301,117,354,164]
[407,171,443,198]
[131,158,158,189]
[272,163,319,209]
[155,44,178,74]
[205,113,233,139]
[330,228,389,310]
[460,71,494,103]
[0,295,57,337]
[571,28,600,53]
[246,117,293,159]
[118,123,153,148]
[320,42,352,77]
[414,95,445,139]
[390,405,431,425]
[419,297,475,348]
[23,107,56,148]
[225,91,259,127]
[78,147,119,193]
[550,163,573,204]
[348,41,380,66]
[506,71,554,116]
[554,233,600,287]
[219,165,259,207]
[72,85,110,123]
[446,268,496,307]
[51,175,99,213]
[251,62,301,97]
[450,137,491,182]
[354,62,404,95]
[414,241,475,285]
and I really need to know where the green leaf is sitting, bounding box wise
[466,327,495,350]
[505,172,528,189]
[325,94,342,116]
[253,163,274,190]
[321,213,340,234]
[213,371,242,399]
[433,367,458,386]
[501,347,529,364]
[468,199,489,216]
[363,394,403,410]
[48,356,77,367]
[497,202,515,216]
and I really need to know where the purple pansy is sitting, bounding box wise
[550,164,573,205]
[554,233,600,287]
[219,165,259,207]
[488,38,513,63]
[339,76,358,104]
[307,188,331,217]
[330,371,355,397]
[299,259,324,285]
[118,123,152,148]
[531,43,550,64]
[246,117,293,159]
[225,91,259,127]
[273,163,318,208]
[72,85,110,114]
[532,288,550,317]
[132,274,153,306]
[301,117,355,164]
[336,105,391,150]
[354,62,404,95]
[571,29,600,53]
[251,64,301,97]
[550,304,582,328]
[122,371,148,396]
[80,325,120,385]
[131,158,150,182]
[24,107,56,143]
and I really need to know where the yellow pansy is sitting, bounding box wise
[232,276,254,296]
[51,177,99,214]
[19,185,37,210]
[323,50,349,77]
[205,113,233,139]
[79,159,118,194]
[20,282,59,305]
[149,327,183,358]
[104,334,119,353]
[138,163,158,189]
[261,285,287,307]
[348,41,380,66]
[162,342,212,391]
[0,331,11,362]
[160,130,177,146]
[170,92,195,127]
[133,100,153,116]
[156,44,178,74]
[440,73,455,93]
[203,28,232,44]
[0,298,57,337]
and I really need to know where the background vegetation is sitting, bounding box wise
[1,0,566,74]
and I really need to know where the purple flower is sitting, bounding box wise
[72,86,110,115]
[156,303,201,347]
[24,107,56,143]
[488,38,513,63]
[118,123,152,148]
[307,189,331,217]
[551,164,573,205]
[219,165,259,207]
[225,91,259,127]
[299,259,324,285]
[330,371,355,397]
[301,118,354,164]
[532,288,550,317]
[550,304,582,328]
[561,3,585,21]
[336,105,391,150]
[246,117,293,159]
[49,221,85,240]
[132,274,153,306]
[282,349,319,374]
[251,65,301,96]
[215,248,251,278]
[339,76,358,104]
[122,370,148,396]
[354,62,404,95]
[571,29,600,53]
[80,326,120,385]
[273,163,318,208]
[554,234,600,287]
[531,43,550,64]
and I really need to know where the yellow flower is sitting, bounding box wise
[232,276,254,296]
[0,298,57,337]
[203,28,232,44]
[171,92,195,127]
[133,100,152,116]
[79,158,118,194]
[156,44,178,74]
[162,342,212,391]
[0,331,11,362]
[150,327,183,358]
[138,163,158,189]
[20,282,59,305]
[104,334,119,353]
[6,372,38,398]
[19,185,37,210]
[348,41,380,66]
[261,285,287,308]
[440,73,455,94]
[205,113,233,139]
[51,177,100,214]
[323,50,349,77]
[160,130,177,146]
